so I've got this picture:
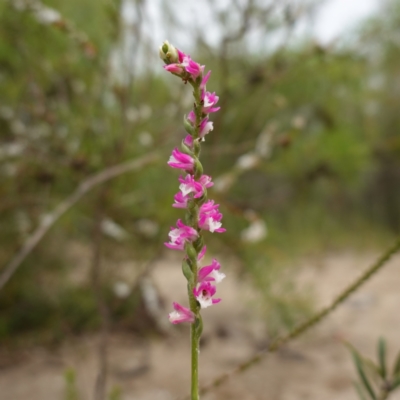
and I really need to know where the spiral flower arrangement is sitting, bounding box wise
[160,41,226,399]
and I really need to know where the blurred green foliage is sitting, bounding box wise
[0,0,400,340]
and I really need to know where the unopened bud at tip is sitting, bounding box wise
[159,40,179,63]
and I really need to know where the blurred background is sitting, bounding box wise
[1,0,400,399]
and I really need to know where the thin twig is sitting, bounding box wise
[179,237,400,399]
[0,152,160,292]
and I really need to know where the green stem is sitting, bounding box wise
[186,78,204,399]
[188,263,200,399]
[190,320,200,400]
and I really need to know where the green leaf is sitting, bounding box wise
[180,137,194,155]
[182,260,194,283]
[185,242,198,265]
[354,382,368,400]
[344,341,381,378]
[378,337,387,379]
[352,350,377,400]
[183,114,194,135]
[393,350,400,377]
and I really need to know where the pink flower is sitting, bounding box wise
[183,134,193,148]
[193,282,221,309]
[202,91,220,113]
[182,56,204,79]
[198,258,226,283]
[165,219,198,250]
[198,174,214,190]
[187,110,196,125]
[163,64,184,75]
[172,191,189,208]
[168,302,195,324]
[187,112,213,139]
[197,245,207,262]
[199,117,213,139]
[177,49,186,63]
[179,174,213,198]
[200,70,211,90]
[179,175,203,197]
[198,200,226,233]
[168,148,194,172]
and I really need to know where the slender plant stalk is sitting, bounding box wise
[187,80,203,400]
[190,323,200,399]
[180,237,400,399]
[161,41,225,400]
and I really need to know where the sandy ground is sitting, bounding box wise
[1,250,400,400]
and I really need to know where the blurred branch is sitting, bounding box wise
[179,237,400,399]
[10,0,97,57]
[0,152,160,292]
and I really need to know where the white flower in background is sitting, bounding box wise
[136,219,159,238]
[34,8,61,24]
[113,281,131,299]
[236,152,259,171]
[138,131,153,147]
[241,219,268,243]
[255,128,274,158]
[125,107,139,122]
[0,143,24,160]
[139,104,152,119]
[213,172,235,193]
[292,115,306,129]
[101,218,129,241]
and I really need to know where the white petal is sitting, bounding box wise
[197,296,213,309]
[179,183,193,196]
[208,219,222,233]
[168,155,179,164]
[168,310,182,322]
[169,228,181,241]
[210,270,226,283]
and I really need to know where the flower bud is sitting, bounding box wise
[181,138,194,156]
[183,114,195,134]
[159,40,179,64]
